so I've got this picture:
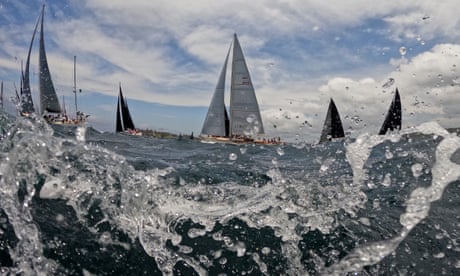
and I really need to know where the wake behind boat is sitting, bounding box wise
[200,34,282,145]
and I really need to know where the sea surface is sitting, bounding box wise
[0,111,459,275]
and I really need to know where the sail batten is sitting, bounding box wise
[378,88,402,135]
[319,98,345,143]
[39,5,61,114]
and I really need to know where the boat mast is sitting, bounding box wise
[73,55,78,118]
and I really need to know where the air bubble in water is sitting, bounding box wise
[229,153,237,160]
[399,46,407,56]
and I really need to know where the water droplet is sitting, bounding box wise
[261,247,271,255]
[358,217,371,226]
[56,214,65,222]
[382,173,391,187]
[382,78,395,88]
[246,114,256,123]
[276,147,285,156]
[421,40,425,45]
[76,126,86,142]
[229,153,237,160]
[399,46,407,56]
[411,163,423,178]
[385,149,393,159]
[219,257,227,265]
[240,147,247,154]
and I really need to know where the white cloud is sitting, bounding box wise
[1,1,460,139]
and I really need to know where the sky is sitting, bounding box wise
[1,0,460,142]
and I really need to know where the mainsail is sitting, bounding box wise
[230,34,264,136]
[319,98,345,143]
[115,84,136,132]
[378,88,401,135]
[201,33,264,139]
[39,5,61,114]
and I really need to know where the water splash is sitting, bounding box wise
[324,122,460,275]
[0,116,458,275]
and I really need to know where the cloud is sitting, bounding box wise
[0,1,460,140]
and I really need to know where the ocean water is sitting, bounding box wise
[0,112,459,275]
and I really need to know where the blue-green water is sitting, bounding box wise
[0,112,459,275]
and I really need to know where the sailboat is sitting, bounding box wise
[319,98,345,143]
[21,5,87,125]
[201,33,274,144]
[378,88,401,135]
[115,84,142,136]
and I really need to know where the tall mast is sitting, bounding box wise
[73,55,78,118]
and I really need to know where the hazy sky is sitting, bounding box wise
[1,0,459,142]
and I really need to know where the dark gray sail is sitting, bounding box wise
[21,14,41,115]
[319,98,345,143]
[39,5,61,114]
[115,98,123,132]
[229,33,264,136]
[378,88,401,135]
[115,84,136,132]
[201,45,231,137]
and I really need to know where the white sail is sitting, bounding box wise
[201,33,265,140]
[229,34,264,136]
